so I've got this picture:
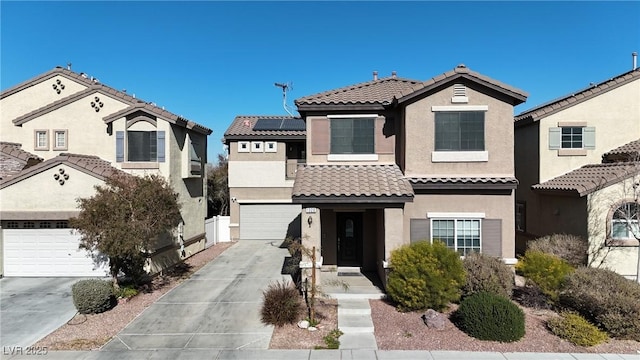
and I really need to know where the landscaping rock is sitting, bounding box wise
[422,309,446,330]
[298,320,310,329]
[308,326,317,332]
[514,274,527,287]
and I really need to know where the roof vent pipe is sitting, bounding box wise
[391,71,397,78]
[633,52,638,70]
[373,71,378,81]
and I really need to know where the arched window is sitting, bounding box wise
[611,202,640,239]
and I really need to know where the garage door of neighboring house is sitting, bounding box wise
[3,229,108,277]
[240,204,301,241]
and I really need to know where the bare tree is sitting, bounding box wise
[206,154,229,217]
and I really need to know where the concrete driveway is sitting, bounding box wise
[1,277,83,348]
[102,240,291,351]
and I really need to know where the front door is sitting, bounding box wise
[337,212,362,266]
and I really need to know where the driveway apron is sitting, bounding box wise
[102,241,291,351]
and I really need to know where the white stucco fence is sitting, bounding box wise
[205,216,231,247]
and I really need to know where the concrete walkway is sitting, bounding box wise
[101,240,291,351]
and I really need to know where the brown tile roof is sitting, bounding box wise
[294,64,528,110]
[515,68,640,124]
[532,162,640,197]
[603,138,640,162]
[0,153,127,189]
[409,177,519,190]
[0,142,43,180]
[292,164,414,203]
[224,115,305,141]
[0,142,42,163]
[3,67,211,135]
[295,76,421,108]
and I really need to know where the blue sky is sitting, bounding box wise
[2,1,639,161]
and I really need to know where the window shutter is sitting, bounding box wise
[410,219,430,243]
[116,131,124,162]
[375,116,394,154]
[583,127,595,150]
[481,219,502,257]
[549,128,561,149]
[311,118,330,155]
[157,131,166,162]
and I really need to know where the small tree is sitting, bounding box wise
[206,154,229,217]
[70,173,182,288]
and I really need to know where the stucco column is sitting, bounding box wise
[300,207,322,283]
[384,207,404,261]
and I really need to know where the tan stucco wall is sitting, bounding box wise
[538,79,640,183]
[404,84,515,177]
[587,179,639,279]
[0,75,88,123]
[404,192,516,259]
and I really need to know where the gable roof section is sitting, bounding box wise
[396,64,528,106]
[0,142,43,180]
[515,68,640,125]
[292,164,414,203]
[0,153,127,189]
[3,66,212,135]
[224,115,306,142]
[603,138,640,163]
[532,161,640,197]
[295,76,421,111]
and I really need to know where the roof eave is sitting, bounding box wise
[296,103,387,112]
[411,182,518,191]
[223,134,306,142]
[292,195,414,204]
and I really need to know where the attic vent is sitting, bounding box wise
[452,84,469,103]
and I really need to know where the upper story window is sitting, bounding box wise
[611,202,639,240]
[435,111,484,151]
[116,130,165,163]
[34,130,49,150]
[549,124,595,155]
[330,117,374,154]
[54,130,68,151]
[561,127,583,149]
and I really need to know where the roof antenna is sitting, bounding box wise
[274,82,294,117]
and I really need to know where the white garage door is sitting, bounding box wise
[3,229,108,277]
[240,204,301,240]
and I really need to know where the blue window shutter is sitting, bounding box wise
[116,131,124,162]
[157,131,166,162]
[583,127,595,150]
[549,127,561,149]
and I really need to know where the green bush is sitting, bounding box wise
[71,279,116,314]
[559,267,640,340]
[454,292,525,342]
[387,241,465,312]
[528,234,588,267]
[462,252,513,299]
[117,285,139,299]
[547,312,609,347]
[260,280,302,326]
[515,250,574,301]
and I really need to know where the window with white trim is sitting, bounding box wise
[611,202,639,240]
[561,127,583,149]
[251,141,264,152]
[265,141,277,153]
[238,141,250,153]
[35,130,49,150]
[549,126,595,151]
[54,130,68,150]
[431,218,481,256]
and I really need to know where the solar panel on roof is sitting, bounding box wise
[253,118,305,131]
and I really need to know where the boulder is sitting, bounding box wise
[297,320,310,329]
[514,274,527,287]
[422,309,446,330]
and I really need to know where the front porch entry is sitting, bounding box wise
[336,212,363,267]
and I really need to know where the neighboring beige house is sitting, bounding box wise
[224,115,306,241]
[227,64,528,288]
[514,65,640,279]
[0,66,212,277]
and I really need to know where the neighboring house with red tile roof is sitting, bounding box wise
[514,65,640,280]
[0,66,212,277]
[225,64,528,288]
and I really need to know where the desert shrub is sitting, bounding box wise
[547,312,608,347]
[260,280,302,326]
[559,267,640,340]
[387,241,465,312]
[462,252,513,299]
[512,284,553,310]
[515,250,574,301]
[116,285,139,299]
[454,291,525,342]
[72,279,116,314]
[321,329,343,349]
[528,234,588,267]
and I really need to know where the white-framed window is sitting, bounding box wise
[7,221,19,229]
[265,141,277,153]
[549,125,595,151]
[34,130,49,150]
[39,221,52,229]
[330,117,375,154]
[611,202,639,240]
[431,219,481,256]
[238,141,250,153]
[23,221,35,229]
[53,129,68,150]
[251,141,264,152]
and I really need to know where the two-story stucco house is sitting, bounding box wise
[226,64,528,288]
[514,65,640,279]
[0,66,211,277]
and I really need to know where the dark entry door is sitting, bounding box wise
[337,212,362,266]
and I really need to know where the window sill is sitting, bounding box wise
[327,154,379,161]
[431,151,488,162]
[53,147,68,151]
[121,162,160,169]
[606,238,640,247]
[558,149,587,156]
